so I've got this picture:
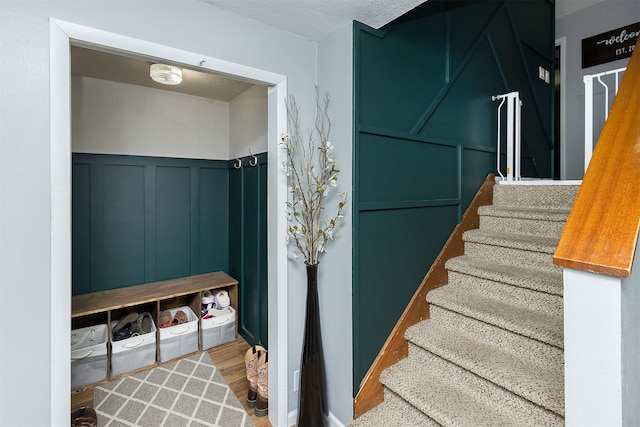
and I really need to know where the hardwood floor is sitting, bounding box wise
[71,337,272,427]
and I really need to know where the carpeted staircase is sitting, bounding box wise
[353,182,579,427]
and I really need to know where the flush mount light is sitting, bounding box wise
[149,63,182,85]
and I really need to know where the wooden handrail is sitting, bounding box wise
[353,174,495,417]
[554,41,640,278]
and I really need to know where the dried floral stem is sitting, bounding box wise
[281,88,346,265]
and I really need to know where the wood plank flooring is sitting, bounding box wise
[71,337,271,427]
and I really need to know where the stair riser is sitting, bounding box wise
[447,271,563,316]
[493,185,578,209]
[465,241,562,275]
[480,215,566,239]
[428,305,564,365]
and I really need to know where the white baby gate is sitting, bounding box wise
[584,67,626,173]
[493,91,522,181]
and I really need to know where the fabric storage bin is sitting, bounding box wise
[71,324,108,390]
[159,306,198,362]
[110,317,157,376]
[201,307,236,350]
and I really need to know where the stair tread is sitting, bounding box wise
[427,285,563,348]
[478,205,571,221]
[492,184,579,209]
[406,320,564,415]
[383,358,517,426]
[380,356,557,427]
[446,255,563,296]
[464,229,558,254]
[350,391,439,427]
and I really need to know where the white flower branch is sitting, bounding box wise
[280,89,346,265]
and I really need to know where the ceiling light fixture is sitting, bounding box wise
[150,63,182,85]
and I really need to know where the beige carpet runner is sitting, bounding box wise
[353,183,579,427]
[95,351,255,427]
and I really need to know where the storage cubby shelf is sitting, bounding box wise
[72,271,238,317]
[71,271,238,390]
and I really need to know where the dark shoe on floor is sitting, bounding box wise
[71,406,97,427]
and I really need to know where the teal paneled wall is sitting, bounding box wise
[228,153,269,348]
[353,0,554,391]
[72,154,229,295]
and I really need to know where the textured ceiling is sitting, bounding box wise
[71,1,426,101]
[202,0,427,41]
[72,0,595,101]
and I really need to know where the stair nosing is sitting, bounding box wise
[463,229,558,254]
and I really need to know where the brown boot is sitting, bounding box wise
[245,345,265,408]
[255,351,269,417]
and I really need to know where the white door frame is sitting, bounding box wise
[50,19,289,426]
[555,37,567,180]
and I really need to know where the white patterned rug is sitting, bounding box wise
[94,352,255,427]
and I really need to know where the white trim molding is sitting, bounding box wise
[50,18,288,426]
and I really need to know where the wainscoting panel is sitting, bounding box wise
[72,154,229,294]
[353,0,554,391]
[228,153,269,348]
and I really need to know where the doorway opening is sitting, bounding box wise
[50,19,289,426]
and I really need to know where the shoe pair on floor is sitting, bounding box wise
[112,312,153,341]
[159,309,187,329]
[245,345,268,417]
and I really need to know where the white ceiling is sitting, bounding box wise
[72,0,607,102]
[201,0,427,42]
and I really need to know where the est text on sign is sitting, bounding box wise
[582,22,639,68]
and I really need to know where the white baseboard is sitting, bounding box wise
[287,410,347,427]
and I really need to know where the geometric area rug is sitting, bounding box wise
[94,352,256,427]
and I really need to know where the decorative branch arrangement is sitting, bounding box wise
[280,89,346,265]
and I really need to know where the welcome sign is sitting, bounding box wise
[582,22,640,68]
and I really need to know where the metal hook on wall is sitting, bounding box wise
[234,158,242,169]
[249,149,258,167]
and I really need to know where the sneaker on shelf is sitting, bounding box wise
[214,289,230,309]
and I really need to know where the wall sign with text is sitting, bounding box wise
[582,22,639,68]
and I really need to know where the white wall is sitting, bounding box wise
[72,76,231,159]
[564,268,622,426]
[317,22,354,426]
[229,84,268,159]
[622,242,640,425]
[556,0,640,179]
[0,2,345,426]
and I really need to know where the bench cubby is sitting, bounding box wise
[71,271,238,389]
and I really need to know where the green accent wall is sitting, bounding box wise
[353,0,554,391]
[72,153,268,347]
[229,153,269,347]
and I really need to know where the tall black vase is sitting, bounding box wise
[297,262,327,427]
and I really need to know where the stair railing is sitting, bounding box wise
[492,91,522,181]
[353,174,495,418]
[583,67,626,173]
